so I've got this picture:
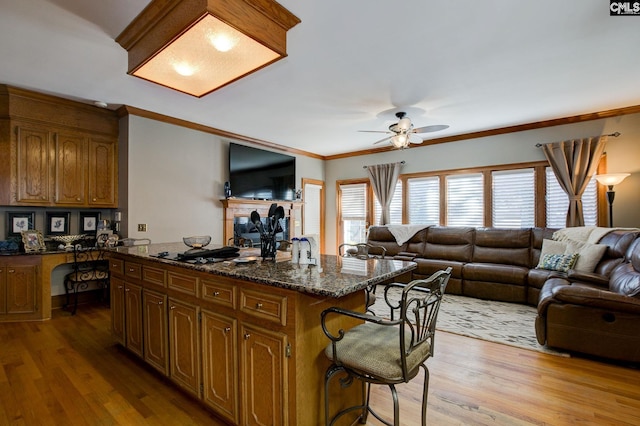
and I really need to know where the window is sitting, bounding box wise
[339,182,368,244]
[492,169,535,228]
[373,180,402,225]
[407,176,440,225]
[336,160,603,239]
[446,173,484,227]
[546,168,598,227]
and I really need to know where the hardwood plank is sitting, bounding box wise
[1,304,639,425]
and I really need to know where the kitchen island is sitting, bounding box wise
[108,243,416,426]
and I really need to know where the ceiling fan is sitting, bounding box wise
[360,112,449,149]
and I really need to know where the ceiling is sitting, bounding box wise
[1,0,639,157]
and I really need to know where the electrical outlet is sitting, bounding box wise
[138,224,147,232]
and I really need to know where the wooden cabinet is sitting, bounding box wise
[15,125,53,204]
[87,137,116,206]
[143,289,168,375]
[108,252,368,426]
[55,131,86,205]
[0,257,39,317]
[202,309,238,424]
[110,276,125,345]
[124,282,143,357]
[168,298,200,397]
[0,85,119,207]
[240,323,288,426]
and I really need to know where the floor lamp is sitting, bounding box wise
[594,173,630,227]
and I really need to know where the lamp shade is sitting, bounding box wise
[116,0,300,97]
[594,173,630,187]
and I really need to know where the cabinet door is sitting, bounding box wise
[55,132,86,205]
[110,276,125,345]
[0,267,6,314]
[168,298,200,397]
[202,310,238,424]
[240,323,288,426]
[5,264,37,314]
[16,126,52,204]
[88,137,116,206]
[143,289,168,375]
[124,282,143,357]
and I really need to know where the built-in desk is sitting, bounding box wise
[109,243,416,425]
[0,249,101,322]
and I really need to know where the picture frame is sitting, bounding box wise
[46,211,70,235]
[6,211,35,237]
[79,211,101,235]
[21,230,46,252]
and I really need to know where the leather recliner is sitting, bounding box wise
[535,238,640,362]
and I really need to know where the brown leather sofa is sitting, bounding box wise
[535,237,640,362]
[366,225,640,362]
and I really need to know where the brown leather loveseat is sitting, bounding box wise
[365,225,640,362]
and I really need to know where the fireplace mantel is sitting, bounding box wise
[221,198,302,245]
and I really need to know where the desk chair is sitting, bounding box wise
[321,267,452,426]
[64,238,110,315]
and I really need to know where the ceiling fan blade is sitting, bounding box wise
[372,136,393,145]
[412,124,450,133]
[358,130,394,134]
[408,133,423,144]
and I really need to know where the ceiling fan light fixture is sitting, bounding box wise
[391,134,409,148]
[116,0,300,98]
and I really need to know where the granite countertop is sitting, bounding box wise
[110,242,416,298]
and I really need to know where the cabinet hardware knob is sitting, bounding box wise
[213,291,220,296]
[117,285,123,289]
[224,327,231,333]
[256,303,263,309]
[92,198,97,201]
[244,333,251,340]
[8,269,15,273]
[125,288,130,292]
[129,268,134,272]
[76,197,81,201]
[170,306,176,310]
[158,301,163,305]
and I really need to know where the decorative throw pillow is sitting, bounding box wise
[564,240,608,273]
[538,253,579,272]
[537,239,567,268]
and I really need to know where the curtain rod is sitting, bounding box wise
[363,160,405,169]
[535,132,620,147]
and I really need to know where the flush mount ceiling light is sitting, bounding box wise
[116,0,300,97]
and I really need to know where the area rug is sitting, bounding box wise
[370,289,569,356]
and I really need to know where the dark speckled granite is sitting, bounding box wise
[111,243,416,298]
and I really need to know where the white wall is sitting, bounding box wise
[122,115,325,245]
[324,113,640,253]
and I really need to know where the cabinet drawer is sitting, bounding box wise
[168,271,198,296]
[110,258,124,275]
[240,289,288,326]
[201,278,236,309]
[125,261,142,280]
[143,265,166,288]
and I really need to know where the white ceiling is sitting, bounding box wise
[1,0,639,157]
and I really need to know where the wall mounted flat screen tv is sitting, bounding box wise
[229,143,296,201]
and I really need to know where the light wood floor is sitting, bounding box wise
[1,304,639,425]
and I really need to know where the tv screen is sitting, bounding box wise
[229,143,296,201]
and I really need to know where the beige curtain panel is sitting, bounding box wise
[541,136,607,227]
[366,162,402,225]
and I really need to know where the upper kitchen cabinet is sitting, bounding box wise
[0,85,119,208]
